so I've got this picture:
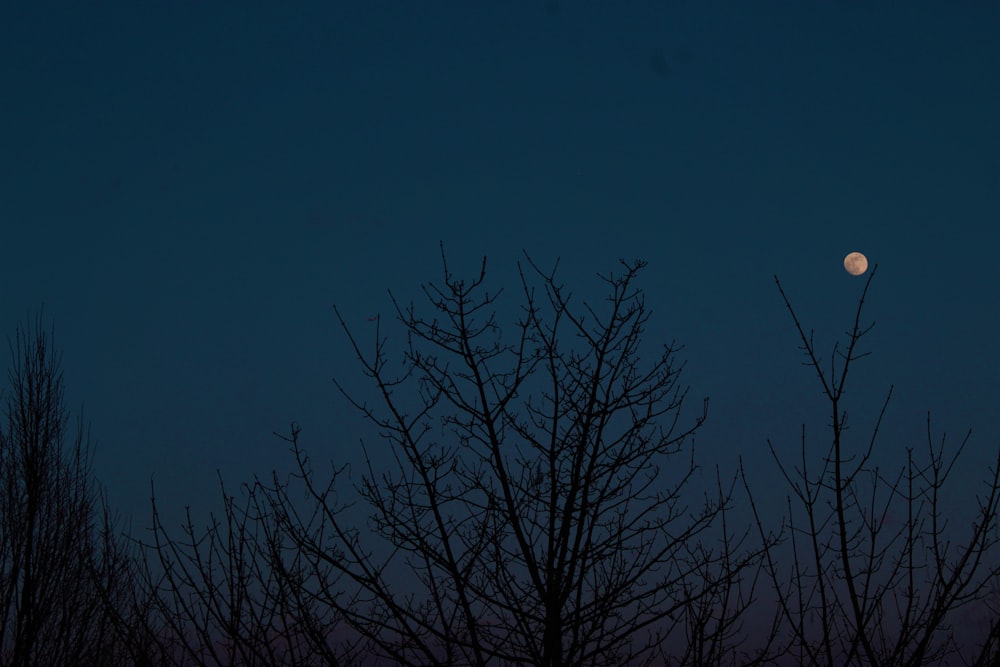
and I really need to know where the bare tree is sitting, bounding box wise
[127,471,364,666]
[747,267,1000,666]
[0,315,131,665]
[257,249,767,665]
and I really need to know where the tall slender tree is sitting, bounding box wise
[0,315,129,665]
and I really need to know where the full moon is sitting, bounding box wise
[843,251,869,276]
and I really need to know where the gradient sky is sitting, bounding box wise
[2,2,998,531]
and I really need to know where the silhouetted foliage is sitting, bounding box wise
[0,315,132,666]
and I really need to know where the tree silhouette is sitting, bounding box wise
[257,249,766,665]
[128,252,1000,666]
[127,472,354,666]
[746,267,1000,666]
[0,315,132,665]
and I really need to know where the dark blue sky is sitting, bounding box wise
[2,2,998,525]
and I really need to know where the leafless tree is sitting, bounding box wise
[0,315,132,665]
[746,267,1000,666]
[255,249,767,665]
[128,472,363,666]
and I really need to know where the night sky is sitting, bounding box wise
[2,2,998,532]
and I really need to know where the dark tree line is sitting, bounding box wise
[2,253,998,665]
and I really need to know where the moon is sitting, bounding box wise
[843,251,869,276]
